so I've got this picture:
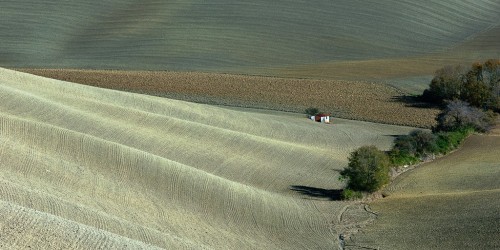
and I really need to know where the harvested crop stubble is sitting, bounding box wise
[21,69,439,128]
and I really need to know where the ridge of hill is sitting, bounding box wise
[0,68,417,249]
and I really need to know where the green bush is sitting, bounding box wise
[434,132,454,153]
[388,126,473,167]
[340,146,390,193]
[340,189,363,200]
[305,107,320,116]
[390,130,437,166]
[434,128,472,152]
[393,130,437,157]
[389,150,419,167]
[392,135,417,156]
[408,130,437,155]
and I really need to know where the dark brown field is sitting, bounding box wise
[20,69,439,128]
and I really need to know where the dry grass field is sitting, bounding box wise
[347,129,500,249]
[0,68,419,249]
[20,69,440,128]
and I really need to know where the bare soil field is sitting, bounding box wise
[20,69,440,128]
[0,68,418,249]
[347,129,500,249]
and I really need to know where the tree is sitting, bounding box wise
[434,100,496,132]
[305,107,320,116]
[421,60,500,111]
[483,59,500,111]
[422,65,466,103]
[408,130,437,156]
[390,130,436,166]
[340,146,390,192]
[461,62,493,108]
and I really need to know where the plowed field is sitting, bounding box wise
[0,68,418,249]
[20,69,440,128]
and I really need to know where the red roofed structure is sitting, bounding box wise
[310,113,330,123]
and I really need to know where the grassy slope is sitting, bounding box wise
[0,68,417,249]
[1,1,499,86]
[347,133,500,249]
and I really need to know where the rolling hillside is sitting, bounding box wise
[1,0,499,82]
[0,68,417,249]
[347,130,500,249]
[18,69,441,128]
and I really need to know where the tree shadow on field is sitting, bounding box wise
[391,95,441,109]
[290,185,343,201]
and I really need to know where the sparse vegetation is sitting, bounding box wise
[434,100,496,132]
[340,146,391,193]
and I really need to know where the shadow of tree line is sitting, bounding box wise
[391,95,441,109]
[289,185,343,201]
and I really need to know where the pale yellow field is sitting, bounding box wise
[0,68,418,249]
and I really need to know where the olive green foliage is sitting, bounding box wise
[340,146,391,192]
[423,65,466,102]
[422,59,500,111]
[389,125,474,166]
[305,107,320,116]
[387,101,493,165]
[389,130,437,166]
[338,61,499,196]
[340,188,363,200]
[433,128,472,154]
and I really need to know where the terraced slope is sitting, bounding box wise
[1,0,499,79]
[347,130,500,249]
[0,68,417,249]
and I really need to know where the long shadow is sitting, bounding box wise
[391,95,441,109]
[290,185,343,201]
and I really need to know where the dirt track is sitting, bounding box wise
[20,69,440,128]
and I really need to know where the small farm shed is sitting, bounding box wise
[310,113,330,123]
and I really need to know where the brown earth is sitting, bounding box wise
[19,69,439,128]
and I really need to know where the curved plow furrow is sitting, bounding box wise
[0,68,416,248]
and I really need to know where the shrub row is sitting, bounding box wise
[339,100,495,200]
[388,127,473,167]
